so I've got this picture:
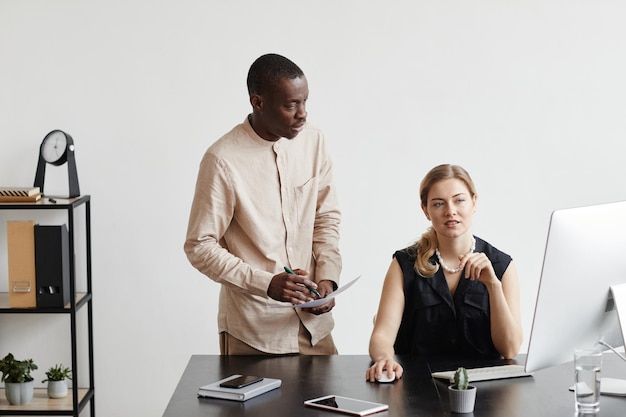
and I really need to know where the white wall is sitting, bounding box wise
[1,1,626,415]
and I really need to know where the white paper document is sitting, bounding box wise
[270,276,361,308]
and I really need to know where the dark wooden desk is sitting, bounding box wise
[163,353,626,417]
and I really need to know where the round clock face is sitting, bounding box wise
[41,130,68,164]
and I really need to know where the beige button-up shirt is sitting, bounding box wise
[184,117,342,353]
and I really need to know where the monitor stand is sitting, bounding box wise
[601,284,626,396]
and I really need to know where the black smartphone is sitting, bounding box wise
[219,375,264,389]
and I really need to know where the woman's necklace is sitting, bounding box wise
[435,237,476,274]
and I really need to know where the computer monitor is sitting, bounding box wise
[525,200,626,378]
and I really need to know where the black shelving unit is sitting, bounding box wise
[0,196,94,416]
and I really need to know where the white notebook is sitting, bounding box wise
[197,375,282,401]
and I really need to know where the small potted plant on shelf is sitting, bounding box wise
[448,367,477,413]
[0,352,38,405]
[42,363,72,398]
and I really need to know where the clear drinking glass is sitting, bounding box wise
[574,348,602,414]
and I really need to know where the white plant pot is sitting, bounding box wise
[47,379,69,398]
[4,381,35,405]
[448,385,477,413]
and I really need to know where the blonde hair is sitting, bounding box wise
[412,164,477,276]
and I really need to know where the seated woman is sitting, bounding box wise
[366,164,523,382]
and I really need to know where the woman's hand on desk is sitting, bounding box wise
[366,358,404,383]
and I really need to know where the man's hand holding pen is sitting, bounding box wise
[283,266,321,297]
[266,267,336,315]
[267,267,319,304]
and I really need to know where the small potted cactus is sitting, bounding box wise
[448,367,477,413]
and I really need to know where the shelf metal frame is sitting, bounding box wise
[0,196,95,416]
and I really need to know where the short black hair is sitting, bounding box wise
[247,53,304,95]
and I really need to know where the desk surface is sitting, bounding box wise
[163,353,626,417]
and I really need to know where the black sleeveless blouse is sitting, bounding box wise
[393,236,512,358]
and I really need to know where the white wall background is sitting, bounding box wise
[1,1,626,415]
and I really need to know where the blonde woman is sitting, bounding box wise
[366,164,522,382]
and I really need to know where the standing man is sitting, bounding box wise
[185,53,342,355]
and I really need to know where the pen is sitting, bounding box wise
[284,266,321,297]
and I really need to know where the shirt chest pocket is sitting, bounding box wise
[413,288,453,325]
[294,176,318,227]
[414,289,443,310]
[463,290,490,317]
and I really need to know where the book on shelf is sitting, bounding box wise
[0,193,42,202]
[0,186,42,202]
[197,375,282,401]
[0,186,40,196]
